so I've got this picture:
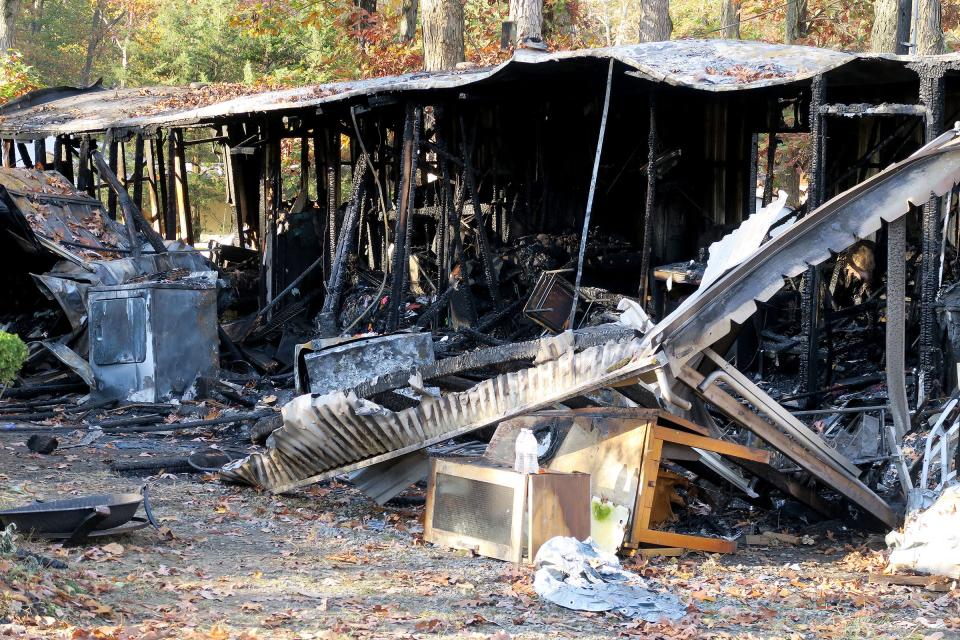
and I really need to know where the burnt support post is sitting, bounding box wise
[33,139,46,170]
[173,128,193,244]
[317,155,370,335]
[153,130,170,237]
[799,75,826,405]
[227,123,262,250]
[260,120,282,306]
[132,134,145,212]
[640,90,658,312]
[77,136,94,196]
[325,128,342,278]
[919,68,945,400]
[53,136,73,182]
[144,136,161,232]
[387,104,422,332]
[107,133,119,219]
[460,114,502,310]
[164,131,178,240]
[16,142,31,168]
[52,137,62,173]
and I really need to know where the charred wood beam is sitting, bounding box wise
[640,91,658,311]
[762,133,776,206]
[132,134,145,212]
[107,134,119,219]
[164,131,178,240]
[143,138,161,233]
[98,409,275,433]
[16,142,31,168]
[53,136,72,181]
[919,70,945,399]
[227,124,261,250]
[326,128,342,275]
[153,130,170,238]
[91,151,167,254]
[434,110,454,295]
[799,75,826,406]
[459,114,502,308]
[171,128,194,244]
[77,136,94,196]
[438,297,524,352]
[93,151,167,256]
[387,105,422,332]
[415,282,457,328]
[33,139,45,170]
[261,122,282,306]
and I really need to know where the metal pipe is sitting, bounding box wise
[790,405,890,416]
[655,367,692,411]
[697,369,859,477]
[569,58,614,330]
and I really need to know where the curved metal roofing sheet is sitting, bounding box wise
[0,39,935,138]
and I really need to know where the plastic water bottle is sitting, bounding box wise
[514,428,540,474]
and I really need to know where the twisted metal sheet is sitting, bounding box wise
[221,337,653,492]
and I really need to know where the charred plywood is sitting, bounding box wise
[0,168,129,261]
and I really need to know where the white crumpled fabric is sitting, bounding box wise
[887,484,960,578]
[533,537,686,621]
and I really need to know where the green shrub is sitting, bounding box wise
[0,52,38,105]
[0,331,28,385]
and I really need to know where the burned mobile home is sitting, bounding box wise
[4,39,960,553]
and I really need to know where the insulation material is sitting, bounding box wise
[616,298,654,333]
[668,191,790,325]
[887,484,960,578]
[698,191,790,292]
[220,338,655,493]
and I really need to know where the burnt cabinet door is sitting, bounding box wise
[91,296,147,365]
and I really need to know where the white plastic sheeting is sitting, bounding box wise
[887,484,960,578]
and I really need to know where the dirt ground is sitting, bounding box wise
[1,427,959,640]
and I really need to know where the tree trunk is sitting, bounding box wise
[785,0,806,43]
[29,0,40,34]
[421,0,463,71]
[509,0,543,46]
[399,0,417,40]
[915,0,946,55]
[79,2,103,86]
[720,0,739,39]
[871,0,909,53]
[0,0,21,52]
[638,0,671,43]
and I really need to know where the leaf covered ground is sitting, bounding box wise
[1,430,958,639]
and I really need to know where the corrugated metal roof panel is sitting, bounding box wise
[220,336,657,493]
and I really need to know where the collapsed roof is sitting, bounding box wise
[0,39,956,138]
